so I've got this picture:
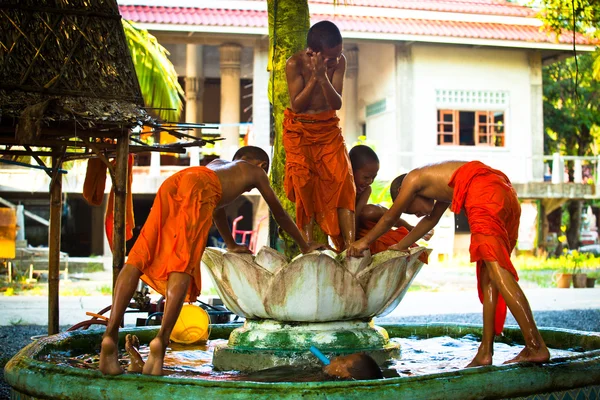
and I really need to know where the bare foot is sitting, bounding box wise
[504,345,550,364]
[99,336,123,375]
[142,337,167,376]
[125,334,145,373]
[465,351,492,368]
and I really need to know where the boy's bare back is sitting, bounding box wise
[207,159,268,207]
[404,161,468,202]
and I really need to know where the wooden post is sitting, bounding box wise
[48,154,63,335]
[112,135,129,288]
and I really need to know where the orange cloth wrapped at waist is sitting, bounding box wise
[126,167,222,303]
[358,220,429,263]
[449,161,520,335]
[283,108,355,243]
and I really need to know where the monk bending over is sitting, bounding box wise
[350,145,431,260]
[347,161,550,366]
[284,20,356,250]
[100,146,324,376]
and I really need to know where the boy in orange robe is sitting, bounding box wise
[348,161,550,366]
[350,145,430,263]
[284,20,355,250]
[99,146,324,376]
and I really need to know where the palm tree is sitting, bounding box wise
[122,19,184,123]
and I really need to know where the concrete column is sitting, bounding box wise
[340,46,359,148]
[220,43,242,161]
[529,51,544,181]
[186,44,204,166]
[395,43,414,172]
[252,38,271,155]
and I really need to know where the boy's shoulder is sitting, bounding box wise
[287,50,307,67]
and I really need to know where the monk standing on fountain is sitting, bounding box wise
[347,161,550,366]
[284,20,356,251]
[100,146,324,376]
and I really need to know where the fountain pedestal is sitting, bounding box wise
[202,246,431,372]
[212,319,399,371]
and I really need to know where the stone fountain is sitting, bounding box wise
[201,246,430,371]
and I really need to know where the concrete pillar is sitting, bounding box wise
[552,152,563,184]
[15,205,24,241]
[395,43,414,172]
[186,44,204,166]
[529,51,544,181]
[574,159,583,183]
[339,46,359,148]
[252,38,271,155]
[220,43,242,161]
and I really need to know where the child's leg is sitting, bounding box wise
[99,264,143,375]
[143,271,191,375]
[338,208,356,248]
[485,261,550,363]
[466,265,497,367]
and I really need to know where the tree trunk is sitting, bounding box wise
[267,0,309,256]
[566,200,582,249]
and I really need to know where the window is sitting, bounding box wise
[437,110,505,147]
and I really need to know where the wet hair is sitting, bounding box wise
[346,354,383,380]
[233,146,270,170]
[390,174,407,202]
[307,21,342,52]
[349,145,379,171]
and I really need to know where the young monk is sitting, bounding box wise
[99,146,324,376]
[349,145,431,260]
[347,161,550,366]
[284,20,356,251]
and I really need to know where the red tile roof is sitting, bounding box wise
[119,4,594,46]
[309,0,536,17]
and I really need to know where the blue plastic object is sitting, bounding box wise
[309,346,330,366]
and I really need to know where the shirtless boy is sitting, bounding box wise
[99,146,323,376]
[284,20,355,251]
[347,160,550,366]
[350,145,431,258]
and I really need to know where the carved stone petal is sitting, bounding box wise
[357,251,409,318]
[264,253,367,322]
[201,248,246,317]
[338,249,372,275]
[222,252,273,319]
[254,247,288,274]
[376,247,431,317]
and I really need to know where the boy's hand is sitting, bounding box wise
[347,239,369,258]
[227,243,252,254]
[302,242,330,254]
[423,229,434,241]
[310,52,327,80]
[388,243,409,252]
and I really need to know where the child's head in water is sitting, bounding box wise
[349,145,379,196]
[306,21,343,68]
[390,174,435,218]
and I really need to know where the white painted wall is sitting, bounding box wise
[406,44,534,183]
[357,43,399,179]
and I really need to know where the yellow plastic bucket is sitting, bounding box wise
[170,304,210,344]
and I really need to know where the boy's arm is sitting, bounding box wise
[286,57,318,113]
[253,169,324,253]
[315,53,345,110]
[347,173,420,257]
[213,208,251,253]
[389,202,448,251]
[355,187,371,225]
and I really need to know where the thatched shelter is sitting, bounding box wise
[0,0,209,334]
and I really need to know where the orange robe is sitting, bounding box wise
[126,167,222,302]
[83,158,107,206]
[449,161,520,335]
[283,109,355,247]
[357,220,429,263]
[105,155,135,249]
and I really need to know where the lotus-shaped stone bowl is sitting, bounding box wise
[201,246,431,322]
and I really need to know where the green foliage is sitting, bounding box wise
[122,19,184,122]
[369,179,393,208]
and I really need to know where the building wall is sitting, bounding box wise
[408,44,533,183]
